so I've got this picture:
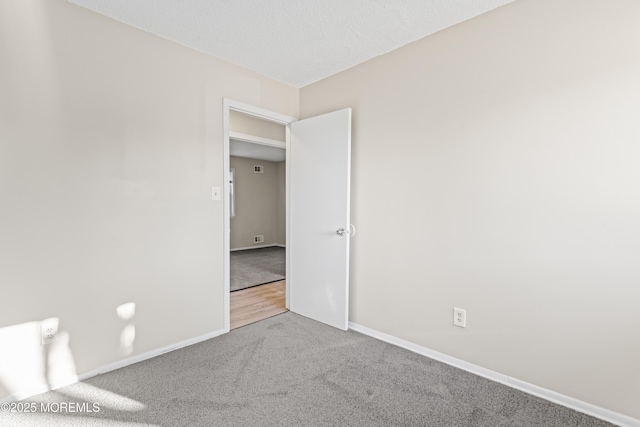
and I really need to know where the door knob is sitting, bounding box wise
[336,226,356,237]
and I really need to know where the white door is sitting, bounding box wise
[289,108,352,330]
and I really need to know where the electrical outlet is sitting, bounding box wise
[453,308,466,328]
[41,318,59,345]
[254,235,264,243]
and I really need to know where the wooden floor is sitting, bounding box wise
[230,280,288,330]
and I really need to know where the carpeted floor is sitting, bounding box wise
[230,246,285,292]
[0,313,615,427]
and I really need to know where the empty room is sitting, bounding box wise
[1,0,639,426]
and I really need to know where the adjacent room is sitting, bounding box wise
[1,0,639,426]
[228,111,288,329]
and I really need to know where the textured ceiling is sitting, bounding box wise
[67,0,515,88]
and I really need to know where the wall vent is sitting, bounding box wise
[253,165,263,173]
[254,235,264,243]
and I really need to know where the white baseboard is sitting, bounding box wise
[231,244,285,252]
[348,322,639,427]
[2,328,225,403]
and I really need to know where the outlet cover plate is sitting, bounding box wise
[41,318,59,345]
[453,308,467,328]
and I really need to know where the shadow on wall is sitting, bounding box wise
[0,303,154,425]
[116,302,136,356]
[0,302,137,400]
[0,318,77,399]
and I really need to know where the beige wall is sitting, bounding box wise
[300,0,640,420]
[230,110,286,142]
[230,156,285,249]
[0,0,297,399]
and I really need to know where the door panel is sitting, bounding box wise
[289,108,352,330]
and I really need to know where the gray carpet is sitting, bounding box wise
[231,246,285,292]
[1,313,616,427]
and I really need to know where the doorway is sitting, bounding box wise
[223,101,296,331]
[229,125,287,328]
[223,99,353,333]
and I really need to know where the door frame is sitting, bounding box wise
[222,98,297,332]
